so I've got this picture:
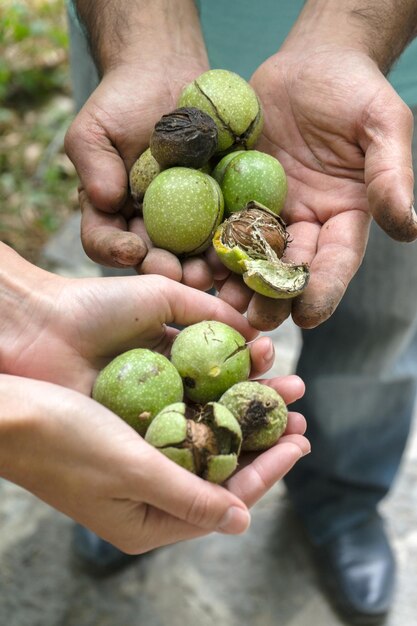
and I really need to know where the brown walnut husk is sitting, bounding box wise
[150,107,218,169]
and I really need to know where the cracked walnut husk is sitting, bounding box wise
[144,401,242,483]
[213,201,309,299]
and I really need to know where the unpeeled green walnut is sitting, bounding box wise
[178,69,264,154]
[170,320,251,405]
[213,150,288,216]
[143,167,224,256]
[150,107,218,169]
[129,148,161,208]
[144,401,242,483]
[92,348,183,436]
[213,201,310,299]
[220,381,288,451]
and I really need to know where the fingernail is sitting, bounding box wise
[217,507,251,534]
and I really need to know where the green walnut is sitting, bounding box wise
[145,401,242,483]
[129,148,161,207]
[178,69,264,154]
[143,167,224,255]
[170,320,251,404]
[213,150,287,216]
[220,381,288,451]
[213,201,310,299]
[92,349,183,436]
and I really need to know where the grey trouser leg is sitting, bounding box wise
[285,109,417,544]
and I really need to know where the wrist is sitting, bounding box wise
[282,0,417,74]
[0,244,64,374]
[75,0,208,76]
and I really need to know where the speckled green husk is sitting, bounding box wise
[213,150,287,216]
[178,69,264,153]
[143,167,224,255]
[170,321,251,404]
[220,381,288,451]
[144,401,242,483]
[92,349,183,436]
[129,148,161,206]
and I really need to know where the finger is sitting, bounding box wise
[216,273,253,313]
[181,257,214,291]
[257,375,305,405]
[234,426,310,471]
[363,94,417,242]
[204,246,231,281]
[247,294,292,331]
[285,212,370,328]
[65,109,128,213]
[245,218,317,330]
[284,411,307,435]
[134,443,250,534]
[80,189,148,267]
[115,505,209,555]
[161,280,259,341]
[248,335,275,379]
[226,435,310,508]
[139,248,183,282]
[130,218,184,282]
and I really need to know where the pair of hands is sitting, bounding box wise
[65,46,417,331]
[2,264,308,552]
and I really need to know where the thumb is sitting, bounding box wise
[65,104,128,213]
[138,443,251,535]
[364,93,417,242]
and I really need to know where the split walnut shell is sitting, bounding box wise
[150,107,218,169]
[170,320,251,405]
[220,381,287,451]
[144,401,242,483]
[178,69,263,154]
[213,201,310,299]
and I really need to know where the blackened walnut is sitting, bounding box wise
[150,107,218,169]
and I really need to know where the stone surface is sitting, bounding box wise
[1,215,415,626]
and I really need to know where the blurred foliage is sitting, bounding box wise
[0,0,79,263]
[0,0,69,103]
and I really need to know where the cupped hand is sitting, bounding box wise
[6,267,279,393]
[65,64,215,292]
[216,46,416,331]
[0,374,308,554]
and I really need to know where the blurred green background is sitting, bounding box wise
[0,0,78,264]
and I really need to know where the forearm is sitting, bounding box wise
[0,375,37,482]
[74,0,208,75]
[283,0,417,73]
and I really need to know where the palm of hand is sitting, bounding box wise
[250,48,414,326]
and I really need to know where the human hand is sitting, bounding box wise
[233,46,416,330]
[64,30,217,290]
[0,374,309,553]
[3,248,276,393]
